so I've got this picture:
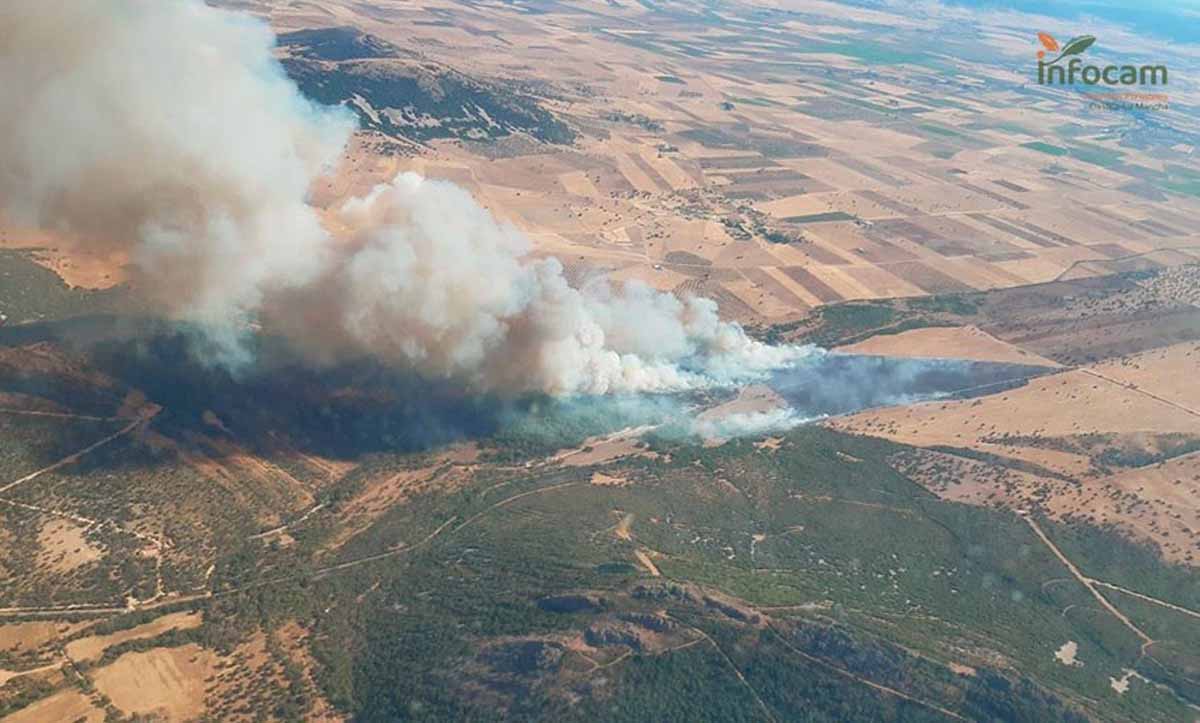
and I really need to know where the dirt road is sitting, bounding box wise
[0,409,156,496]
[1021,514,1152,644]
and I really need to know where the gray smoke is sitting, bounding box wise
[0,0,354,354]
[0,0,810,395]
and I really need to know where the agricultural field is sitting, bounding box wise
[827,271,1200,567]
[235,0,1200,331]
[11,0,1200,327]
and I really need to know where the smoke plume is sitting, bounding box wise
[0,0,354,345]
[0,0,809,395]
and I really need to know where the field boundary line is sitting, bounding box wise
[1079,368,1200,419]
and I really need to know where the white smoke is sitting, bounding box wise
[0,0,811,395]
[291,173,813,393]
[690,408,816,442]
[0,0,356,359]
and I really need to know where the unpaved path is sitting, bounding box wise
[310,516,459,576]
[789,493,916,516]
[667,615,777,723]
[249,503,327,540]
[1089,581,1200,621]
[1022,514,1152,645]
[634,549,661,576]
[766,623,967,721]
[0,408,120,421]
[448,481,583,537]
[0,658,63,686]
[0,414,149,495]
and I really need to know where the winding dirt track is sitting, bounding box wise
[1021,514,1152,644]
[1052,245,1200,283]
[0,414,149,495]
[0,658,65,686]
[4,416,1197,723]
[765,623,967,721]
[0,408,120,421]
[1089,580,1200,620]
[666,615,778,723]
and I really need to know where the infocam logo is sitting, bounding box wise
[1036,32,1167,86]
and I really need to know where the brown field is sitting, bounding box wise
[273,623,345,722]
[1085,342,1200,412]
[92,643,218,721]
[558,427,659,467]
[65,611,203,663]
[322,462,474,553]
[591,472,631,488]
[837,325,1061,367]
[1,688,104,723]
[698,384,788,421]
[2,0,1200,718]
[830,369,1200,479]
[843,330,1200,563]
[0,219,128,290]
[36,517,103,574]
[194,627,343,722]
[0,621,81,655]
[146,429,320,531]
[215,0,1200,339]
[896,447,1200,564]
[1098,453,1200,563]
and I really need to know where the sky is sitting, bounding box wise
[942,0,1200,44]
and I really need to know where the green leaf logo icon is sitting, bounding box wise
[1045,34,1096,64]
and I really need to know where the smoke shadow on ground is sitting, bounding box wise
[92,327,510,458]
[767,352,1055,419]
[659,352,1056,441]
[0,316,1055,474]
[0,316,700,471]
[0,316,507,462]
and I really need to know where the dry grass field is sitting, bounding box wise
[836,332,1200,563]
[2,688,104,723]
[894,446,1200,565]
[91,644,219,720]
[832,368,1199,474]
[1086,342,1200,413]
[837,325,1062,366]
[0,218,129,292]
[65,611,203,663]
[0,622,81,658]
[36,518,103,575]
[265,0,1197,326]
